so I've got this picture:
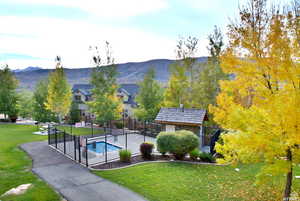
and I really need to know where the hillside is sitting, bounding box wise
[15,57,208,91]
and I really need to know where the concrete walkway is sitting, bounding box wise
[20,141,147,201]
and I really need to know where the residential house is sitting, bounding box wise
[117,84,139,116]
[72,84,94,120]
[72,84,139,121]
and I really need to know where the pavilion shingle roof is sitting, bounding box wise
[155,108,207,126]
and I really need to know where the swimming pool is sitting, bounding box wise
[87,141,121,154]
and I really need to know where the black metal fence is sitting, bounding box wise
[48,128,87,165]
[48,122,160,167]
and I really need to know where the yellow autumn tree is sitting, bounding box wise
[45,57,72,122]
[210,0,300,200]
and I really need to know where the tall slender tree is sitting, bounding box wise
[0,65,18,120]
[45,56,72,122]
[134,68,164,121]
[164,36,200,108]
[68,100,81,124]
[194,26,227,109]
[33,79,58,123]
[18,90,34,119]
[164,62,190,107]
[88,41,122,124]
[210,0,300,199]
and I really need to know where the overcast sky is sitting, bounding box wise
[0,0,270,69]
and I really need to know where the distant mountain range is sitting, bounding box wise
[13,66,42,73]
[14,57,208,91]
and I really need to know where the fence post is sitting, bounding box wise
[63,130,66,154]
[125,132,128,150]
[78,137,81,163]
[105,132,108,163]
[110,120,112,135]
[91,120,94,137]
[134,119,136,130]
[47,124,50,145]
[55,128,58,149]
[74,135,77,161]
[144,121,146,142]
[122,110,125,136]
[85,138,88,167]
[71,124,73,135]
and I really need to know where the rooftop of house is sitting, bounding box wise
[119,84,139,97]
[72,84,93,91]
[72,84,93,96]
[155,107,208,126]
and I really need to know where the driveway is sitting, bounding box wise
[20,141,147,201]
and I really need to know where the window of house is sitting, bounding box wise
[75,95,81,101]
[166,125,175,132]
[123,95,129,102]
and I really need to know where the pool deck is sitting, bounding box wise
[54,133,157,165]
[20,141,147,201]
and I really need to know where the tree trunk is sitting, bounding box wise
[284,148,293,201]
[58,114,62,124]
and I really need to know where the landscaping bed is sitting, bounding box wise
[93,130,216,170]
[92,154,215,169]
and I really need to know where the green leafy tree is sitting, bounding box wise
[68,100,81,124]
[45,57,72,122]
[164,36,200,108]
[33,79,58,123]
[88,42,122,124]
[176,36,199,83]
[164,62,190,107]
[0,65,18,120]
[134,68,164,121]
[194,26,227,109]
[18,90,34,119]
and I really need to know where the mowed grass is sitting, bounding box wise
[56,125,103,136]
[95,162,300,201]
[0,124,60,201]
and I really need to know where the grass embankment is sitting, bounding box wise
[0,124,60,201]
[95,162,300,201]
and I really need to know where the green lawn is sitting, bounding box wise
[95,162,300,201]
[56,125,103,136]
[0,124,60,201]
[2,124,300,201]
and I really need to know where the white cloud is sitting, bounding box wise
[1,0,218,69]
[10,0,168,18]
[0,16,181,69]
[183,0,248,20]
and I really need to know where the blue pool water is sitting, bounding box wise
[87,141,121,153]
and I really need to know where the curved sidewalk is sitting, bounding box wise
[20,141,147,201]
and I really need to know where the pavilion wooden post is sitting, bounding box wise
[199,124,204,150]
